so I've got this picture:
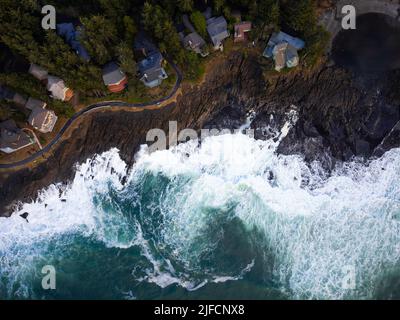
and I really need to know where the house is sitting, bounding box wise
[28,105,58,133]
[46,76,74,101]
[134,33,168,88]
[263,31,305,58]
[138,52,168,88]
[102,62,128,93]
[9,92,28,107]
[263,31,305,72]
[134,32,159,60]
[181,15,209,57]
[271,43,300,72]
[276,43,300,70]
[28,63,48,81]
[182,32,209,57]
[25,97,47,110]
[57,23,91,62]
[0,85,28,107]
[234,22,252,42]
[28,64,74,101]
[0,120,34,154]
[2,89,27,108]
[206,16,229,51]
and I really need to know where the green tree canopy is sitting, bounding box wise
[123,16,138,43]
[116,41,137,76]
[80,15,118,65]
[190,11,207,38]
[280,0,317,36]
[177,0,194,13]
[142,2,186,64]
[257,0,280,28]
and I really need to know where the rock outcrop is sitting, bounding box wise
[0,52,259,215]
[1,48,400,216]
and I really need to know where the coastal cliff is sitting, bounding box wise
[0,52,260,215]
[1,50,400,216]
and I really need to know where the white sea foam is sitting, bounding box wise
[0,149,129,298]
[125,114,400,298]
[1,110,400,299]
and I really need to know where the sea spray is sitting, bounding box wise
[1,124,400,298]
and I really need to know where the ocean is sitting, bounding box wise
[1,126,400,300]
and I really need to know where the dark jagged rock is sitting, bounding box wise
[20,212,28,219]
[1,48,400,216]
[0,52,258,215]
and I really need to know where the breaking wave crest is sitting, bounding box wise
[1,122,400,299]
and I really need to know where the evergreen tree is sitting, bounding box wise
[177,0,194,13]
[0,0,41,59]
[280,0,317,36]
[98,0,132,22]
[142,2,186,64]
[258,0,280,28]
[190,11,207,38]
[80,15,118,65]
[213,0,225,14]
[123,16,138,43]
[116,42,137,76]
[183,51,204,81]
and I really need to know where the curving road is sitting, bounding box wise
[0,61,183,169]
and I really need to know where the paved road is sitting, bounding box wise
[0,61,183,169]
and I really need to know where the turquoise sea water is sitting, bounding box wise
[1,130,400,300]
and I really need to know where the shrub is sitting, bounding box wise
[190,11,207,38]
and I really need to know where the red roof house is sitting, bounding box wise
[102,62,128,93]
[234,22,252,43]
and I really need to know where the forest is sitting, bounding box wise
[0,0,329,121]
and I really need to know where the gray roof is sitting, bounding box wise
[28,106,57,133]
[25,97,46,110]
[263,31,305,60]
[46,76,69,101]
[0,120,33,153]
[29,63,48,81]
[183,32,206,51]
[102,62,126,86]
[10,92,28,107]
[207,16,229,47]
[268,31,305,51]
[142,68,167,83]
[28,107,47,127]
[138,52,168,86]
[138,52,163,75]
[134,32,158,56]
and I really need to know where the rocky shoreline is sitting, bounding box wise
[1,43,400,216]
